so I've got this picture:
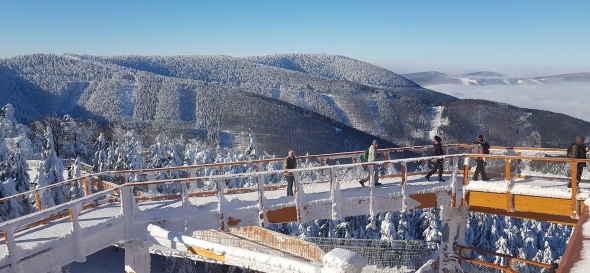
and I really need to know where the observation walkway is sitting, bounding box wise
[0,144,586,272]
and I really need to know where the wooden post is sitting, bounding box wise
[384,152,390,171]
[505,158,511,181]
[572,161,578,218]
[462,158,470,207]
[35,190,42,211]
[82,178,90,196]
[516,152,522,178]
[257,172,265,228]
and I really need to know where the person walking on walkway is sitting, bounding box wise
[359,140,382,186]
[283,150,297,196]
[472,135,489,181]
[568,135,587,188]
[426,136,445,182]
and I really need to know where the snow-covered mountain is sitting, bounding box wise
[0,53,589,155]
[403,71,590,86]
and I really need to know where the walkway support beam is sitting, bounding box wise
[124,240,151,273]
[439,205,468,272]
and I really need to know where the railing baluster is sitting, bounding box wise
[257,173,265,228]
[35,190,42,211]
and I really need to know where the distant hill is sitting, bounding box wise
[404,71,590,87]
[462,71,504,78]
[0,53,588,154]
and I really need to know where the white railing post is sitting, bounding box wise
[294,171,303,223]
[70,203,85,263]
[451,157,458,207]
[401,162,407,212]
[369,165,375,217]
[121,186,137,238]
[216,179,226,230]
[5,225,19,273]
[257,173,266,227]
[181,180,189,232]
[330,168,340,220]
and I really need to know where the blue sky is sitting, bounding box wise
[1,1,589,70]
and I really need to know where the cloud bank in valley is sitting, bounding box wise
[428,83,590,123]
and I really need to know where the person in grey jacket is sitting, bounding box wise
[472,135,489,181]
[359,140,382,186]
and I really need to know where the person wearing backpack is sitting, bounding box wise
[359,140,382,187]
[472,135,490,181]
[425,136,445,182]
[568,135,587,188]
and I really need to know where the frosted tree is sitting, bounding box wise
[420,208,441,246]
[364,215,381,240]
[59,115,92,160]
[149,134,169,170]
[244,132,259,159]
[0,178,25,220]
[107,145,116,172]
[0,138,10,176]
[34,164,56,209]
[127,137,145,183]
[0,104,18,137]
[113,131,145,182]
[380,212,398,241]
[69,157,84,200]
[41,127,67,204]
[92,133,108,173]
[12,151,31,193]
[494,236,510,266]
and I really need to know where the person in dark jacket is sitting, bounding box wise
[472,135,489,181]
[568,135,587,188]
[425,136,445,182]
[283,150,297,196]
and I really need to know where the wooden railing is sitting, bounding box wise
[456,244,552,272]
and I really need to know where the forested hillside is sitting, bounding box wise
[1,53,589,156]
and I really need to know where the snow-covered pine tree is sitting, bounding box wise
[244,133,259,160]
[0,177,25,220]
[60,115,92,160]
[69,157,84,200]
[380,212,398,241]
[420,208,441,247]
[42,126,67,205]
[34,164,56,209]
[92,133,108,173]
[12,151,31,193]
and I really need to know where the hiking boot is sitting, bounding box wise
[472,178,478,181]
[375,182,383,186]
[438,179,445,182]
[482,178,490,181]
[359,179,365,187]
[425,176,431,182]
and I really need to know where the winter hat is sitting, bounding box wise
[434,136,441,142]
[477,135,484,141]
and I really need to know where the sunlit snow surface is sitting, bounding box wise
[1,167,589,272]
